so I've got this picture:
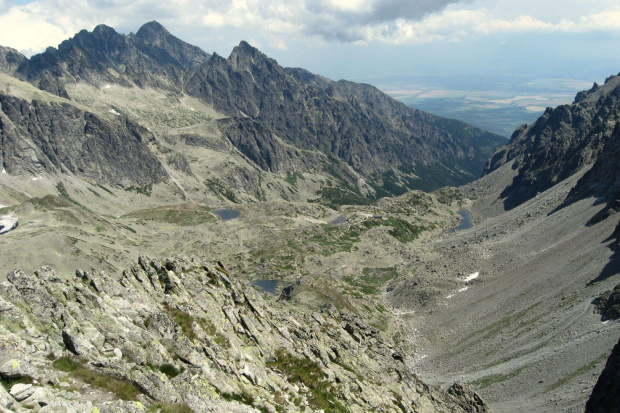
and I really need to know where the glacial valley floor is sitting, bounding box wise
[398,170,620,412]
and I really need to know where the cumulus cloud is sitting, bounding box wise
[0,0,619,55]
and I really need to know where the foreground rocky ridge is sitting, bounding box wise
[0,255,487,413]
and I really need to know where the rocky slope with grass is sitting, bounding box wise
[0,255,487,413]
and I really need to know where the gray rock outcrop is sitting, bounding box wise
[593,284,620,321]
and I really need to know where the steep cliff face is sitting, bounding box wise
[482,75,620,210]
[0,255,488,413]
[0,94,168,186]
[585,336,620,413]
[562,120,620,222]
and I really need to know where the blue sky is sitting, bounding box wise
[1,0,619,133]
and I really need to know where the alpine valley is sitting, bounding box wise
[0,21,618,413]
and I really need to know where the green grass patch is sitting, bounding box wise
[0,375,33,390]
[124,183,153,196]
[380,169,408,196]
[164,305,197,341]
[124,204,214,226]
[197,317,230,348]
[55,182,91,212]
[159,363,182,378]
[96,184,115,196]
[284,171,303,188]
[27,194,73,210]
[267,349,349,413]
[311,185,374,209]
[306,225,361,256]
[434,187,465,205]
[52,356,141,400]
[471,364,528,388]
[255,173,267,201]
[362,217,427,243]
[543,354,608,393]
[148,403,194,413]
[205,178,240,203]
[53,356,80,372]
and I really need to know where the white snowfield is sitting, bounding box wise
[0,216,18,234]
[462,272,479,282]
[446,272,480,298]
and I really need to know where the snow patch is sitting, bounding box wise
[108,109,120,115]
[0,216,18,234]
[446,294,454,299]
[462,272,479,282]
[394,310,415,316]
[458,286,469,293]
[104,84,111,89]
[31,176,42,181]
[1,169,5,174]
[602,320,610,324]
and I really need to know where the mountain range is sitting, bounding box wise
[1,21,505,206]
[0,20,619,413]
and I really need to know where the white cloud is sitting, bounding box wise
[0,0,619,56]
[0,5,77,55]
[328,0,372,13]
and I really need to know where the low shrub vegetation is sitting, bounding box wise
[51,355,140,400]
[267,349,349,413]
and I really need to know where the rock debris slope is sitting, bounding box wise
[0,255,487,412]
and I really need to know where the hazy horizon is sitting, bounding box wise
[1,0,618,135]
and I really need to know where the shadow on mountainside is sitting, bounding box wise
[587,224,620,286]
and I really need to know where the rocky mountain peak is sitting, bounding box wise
[57,24,128,67]
[135,20,171,40]
[228,40,276,71]
[91,23,118,37]
[132,20,210,69]
[0,46,26,75]
[0,20,506,201]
